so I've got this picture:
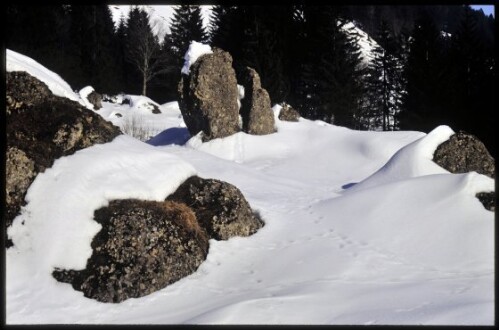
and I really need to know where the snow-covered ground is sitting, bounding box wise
[6,50,495,325]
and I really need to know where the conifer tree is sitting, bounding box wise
[295,6,364,126]
[170,5,208,67]
[364,20,403,130]
[399,10,447,132]
[447,6,495,156]
[68,5,119,92]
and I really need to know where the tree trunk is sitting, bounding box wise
[142,74,147,96]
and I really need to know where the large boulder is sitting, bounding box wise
[238,67,276,135]
[278,103,300,122]
[53,200,209,303]
[178,48,240,141]
[167,176,264,240]
[6,71,122,246]
[433,131,495,179]
[433,131,495,212]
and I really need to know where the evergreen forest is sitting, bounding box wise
[5,4,495,156]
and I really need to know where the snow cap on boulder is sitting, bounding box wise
[181,41,213,75]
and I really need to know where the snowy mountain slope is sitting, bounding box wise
[6,51,494,325]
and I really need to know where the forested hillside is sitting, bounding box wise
[6,4,495,156]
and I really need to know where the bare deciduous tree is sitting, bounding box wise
[126,7,173,96]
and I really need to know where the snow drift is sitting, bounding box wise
[6,49,494,325]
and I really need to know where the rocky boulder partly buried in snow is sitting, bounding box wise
[167,176,264,240]
[178,48,240,142]
[87,91,102,110]
[238,66,276,135]
[278,103,300,122]
[433,131,495,212]
[433,131,495,179]
[53,200,209,303]
[6,71,121,246]
[52,176,264,303]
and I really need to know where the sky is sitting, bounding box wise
[470,5,495,17]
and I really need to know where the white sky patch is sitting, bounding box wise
[470,5,495,18]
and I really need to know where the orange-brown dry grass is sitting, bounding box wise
[160,201,209,246]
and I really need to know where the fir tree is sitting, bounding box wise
[170,5,208,67]
[68,5,119,92]
[295,6,364,126]
[399,10,448,132]
[364,20,403,130]
[447,6,495,156]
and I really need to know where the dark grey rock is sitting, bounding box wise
[87,91,102,110]
[476,192,495,212]
[238,67,276,135]
[433,131,495,179]
[178,48,240,141]
[6,71,122,246]
[53,200,209,303]
[278,103,300,122]
[167,176,264,240]
[151,104,162,114]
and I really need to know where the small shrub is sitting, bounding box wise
[121,115,153,141]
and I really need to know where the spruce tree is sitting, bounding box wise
[209,5,238,50]
[170,5,208,67]
[295,6,364,126]
[447,6,495,156]
[364,20,403,130]
[68,5,119,92]
[399,10,447,132]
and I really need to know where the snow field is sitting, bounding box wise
[6,47,494,325]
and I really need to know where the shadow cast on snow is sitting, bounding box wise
[147,127,191,146]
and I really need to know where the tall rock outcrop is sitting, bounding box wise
[178,48,240,142]
[238,67,276,135]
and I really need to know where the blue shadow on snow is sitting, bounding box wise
[146,127,191,146]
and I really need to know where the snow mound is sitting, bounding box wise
[7,49,80,102]
[8,135,196,272]
[78,86,96,109]
[349,125,457,192]
[181,41,213,75]
[94,95,184,142]
[130,95,162,113]
[316,171,494,274]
